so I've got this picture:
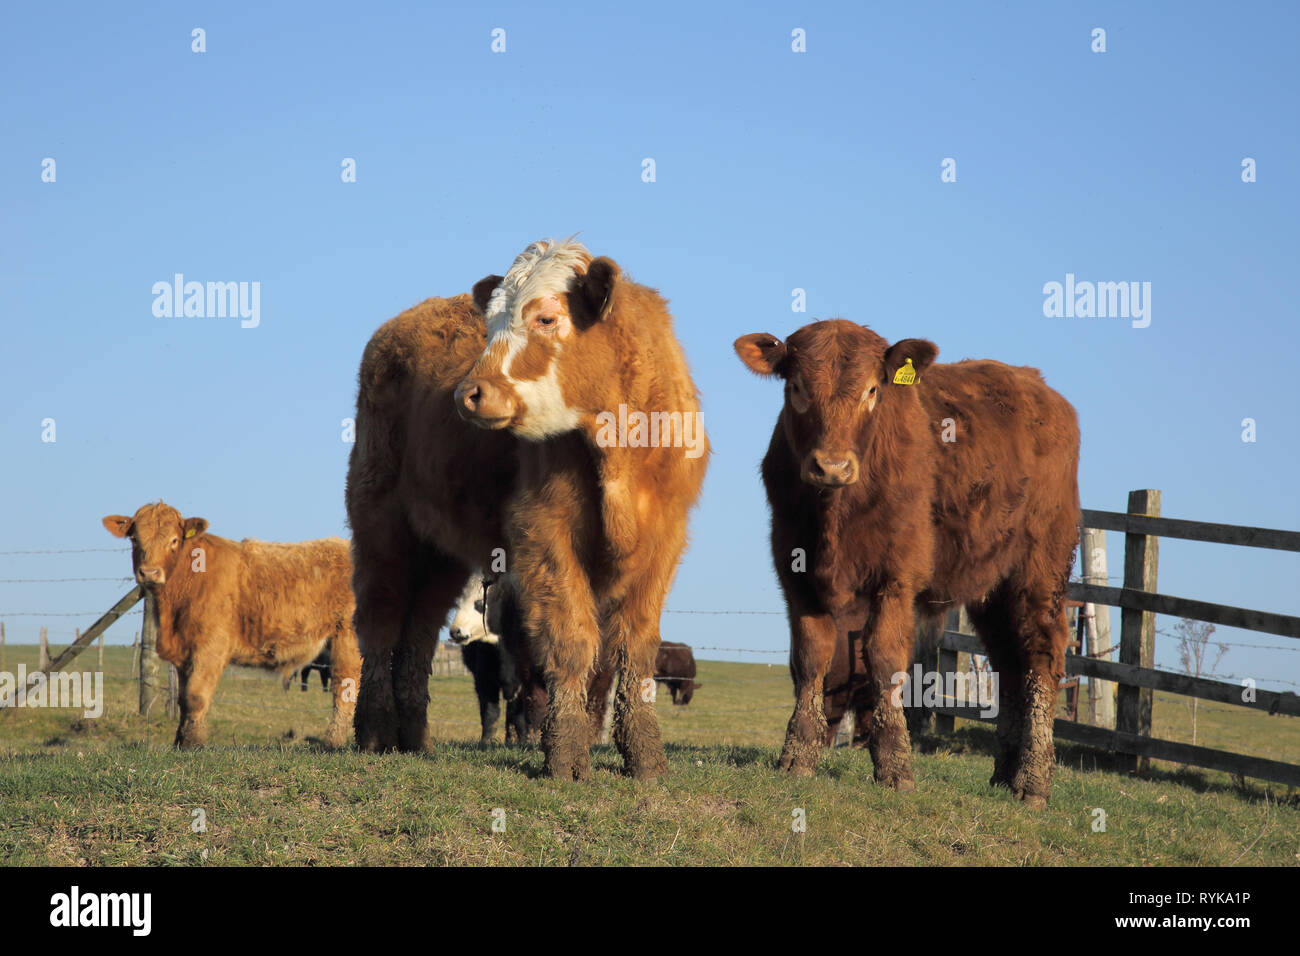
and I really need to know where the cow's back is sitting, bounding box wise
[348,295,517,564]
[235,537,354,639]
[918,359,1080,602]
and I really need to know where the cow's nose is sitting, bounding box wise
[449,628,466,644]
[455,379,483,414]
[139,566,165,584]
[808,451,859,487]
[455,378,516,427]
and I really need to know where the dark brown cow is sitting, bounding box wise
[345,294,518,753]
[735,319,1079,807]
[457,239,709,781]
[655,641,701,705]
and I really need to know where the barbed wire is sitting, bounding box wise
[0,577,134,584]
[664,609,784,615]
[0,548,129,555]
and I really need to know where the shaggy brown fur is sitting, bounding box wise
[460,244,709,781]
[344,294,518,753]
[735,320,1079,807]
[101,502,360,749]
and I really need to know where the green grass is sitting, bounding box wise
[0,645,1297,866]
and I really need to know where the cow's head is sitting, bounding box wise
[102,502,209,588]
[448,573,497,645]
[734,320,937,488]
[455,238,620,440]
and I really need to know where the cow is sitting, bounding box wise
[448,572,543,745]
[297,651,331,692]
[655,641,701,705]
[101,502,361,749]
[345,294,518,753]
[451,571,619,745]
[734,320,1080,808]
[456,238,710,781]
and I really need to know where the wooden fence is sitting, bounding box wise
[931,489,1300,788]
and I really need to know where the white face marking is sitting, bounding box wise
[482,239,590,440]
[449,575,497,645]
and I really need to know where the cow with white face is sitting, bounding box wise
[455,238,709,782]
[448,573,515,745]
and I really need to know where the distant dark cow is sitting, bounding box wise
[735,320,1079,808]
[299,651,331,692]
[655,642,701,705]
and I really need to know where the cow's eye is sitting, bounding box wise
[535,315,557,329]
[169,537,179,547]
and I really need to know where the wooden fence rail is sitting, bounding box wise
[934,489,1300,789]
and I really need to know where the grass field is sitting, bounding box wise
[1,644,1297,866]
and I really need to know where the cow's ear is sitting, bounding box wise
[883,338,938,385]
[571,257,620,326]
[102,515,133,538]
[733,333,789,377]
[472,275,504,315]
[182,517,209,540]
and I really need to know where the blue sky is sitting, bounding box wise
[2,2,1298,692]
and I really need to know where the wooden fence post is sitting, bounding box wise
[39,626,49,669]
[139,593,163,717]
[131,633,139,677]
[1116,489,1161,773]
[1081,526,1115,727]
[934,607,966,734]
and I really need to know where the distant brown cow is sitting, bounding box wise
[102,502,360,749]
[655,641,701,705]
[457,239,709,781]
[345,294,518,753]
[735,320,1079,808]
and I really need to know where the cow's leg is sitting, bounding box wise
[858,586,917,792]
[351,515,415,752]
[1005,585,1069,810]
[323,632,361,750]
[778,611,837,776]
[393,552,469,754]
[608,614,668,782]
[471,645,503,746]
[518,559,599,780]
[968,592,1027,792]
[174,649,225,749]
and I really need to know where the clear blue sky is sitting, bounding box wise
[2,2,1297,692]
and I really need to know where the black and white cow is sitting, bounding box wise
[449,573,544,745]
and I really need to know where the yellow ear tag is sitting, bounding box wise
[893,357,917,385]
[184,527,195,539]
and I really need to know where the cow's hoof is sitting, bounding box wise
[878,775,916,794]
[1015,790,1048,810]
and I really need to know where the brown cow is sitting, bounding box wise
[456,239,709,781]
[735,320,1079,807]
[101,502,360,748]
[655,641,701,705]
[345,294,518,753]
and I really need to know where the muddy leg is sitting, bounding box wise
[393,554,468,754]
[859,587,917,792]
[968,594,1024,789]
[174,650,224,749]
[610,626,668,782]
[779,611,836,776]
[324,629,361,749]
